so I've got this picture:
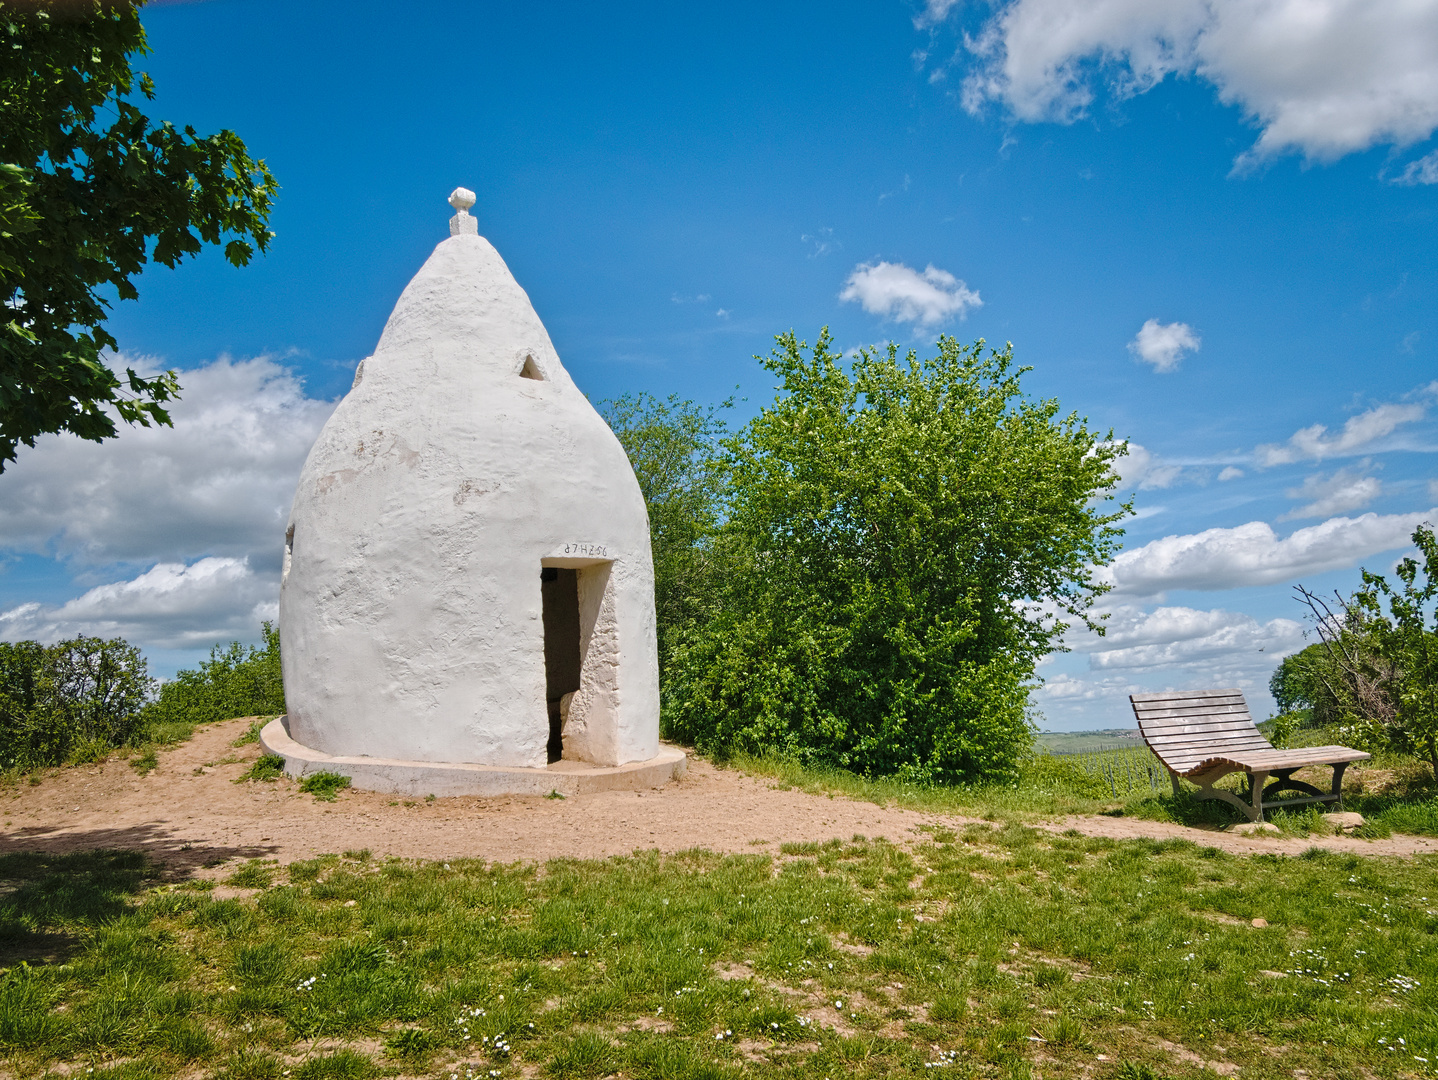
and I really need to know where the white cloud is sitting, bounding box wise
[0,354,333,656]
[953,0,1438,168]
[1256,400,1428,466]
[1097,508,1436,597]
[839,261,982,327]
[0,355,335,570]
[1218,466,1244,481]
[1078,604,1305,671]
[914,0,961,31]
[1113,442,1182,490]
[1035,672,1145,702]
[0,557,277,650]
[1128,319,1199,373]
[1389,149,1438,185]
[1038,602,1304,726]
[802,227,838,257]
[1281,465,1383,520]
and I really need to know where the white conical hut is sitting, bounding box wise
[264,191,681,795]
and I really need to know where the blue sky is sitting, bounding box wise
[2,0,1436,729]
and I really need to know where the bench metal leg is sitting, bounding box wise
[1256,767,1346,815]
[1188,767,1263,822]
[1249,771,1269,821]
[1261,768,1329,802]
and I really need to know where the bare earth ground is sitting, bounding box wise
[2,717,1434,876]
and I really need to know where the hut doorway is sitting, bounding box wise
[540,566,582,762]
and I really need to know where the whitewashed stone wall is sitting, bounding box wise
[278,209,660,769]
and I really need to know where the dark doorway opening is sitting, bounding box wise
[540,566,581,763]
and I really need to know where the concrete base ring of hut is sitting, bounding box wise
[259,717,687,798]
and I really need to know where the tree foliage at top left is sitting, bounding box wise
[0,0,277,469]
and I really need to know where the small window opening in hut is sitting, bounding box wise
[540,566,581,762]
[519,354,544,380]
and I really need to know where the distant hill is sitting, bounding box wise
[1036,728,1143,754]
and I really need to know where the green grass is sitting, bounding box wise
[731,730,1438,838]
[231,718,273,748]
[729,747,1163,820]
[298,772,351,801]
[2,832,1435,1079]
[238,754,286,784]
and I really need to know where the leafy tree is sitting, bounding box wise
[1292,524,1438,773]
[0,0,276,469]
[1268,640,1342,723]
[600,392,731,680]
[141,620,285,728]
[0,635,153,767]
[664,331,1129,783]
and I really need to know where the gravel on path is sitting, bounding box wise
[2,717,1431,875]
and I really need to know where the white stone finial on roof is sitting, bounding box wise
[449,187,478,236]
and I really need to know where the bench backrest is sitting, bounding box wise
[1129,689,1274,775]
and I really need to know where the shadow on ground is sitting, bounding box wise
[1,820,276,875]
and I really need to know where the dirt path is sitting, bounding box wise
[2,718,1433,875]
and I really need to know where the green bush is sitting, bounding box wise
[662,331,1128,784]
[139,621,284,732]
[600,392,731,685]
[0,636,153,769]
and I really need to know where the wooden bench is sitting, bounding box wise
[1130,689,1369,823]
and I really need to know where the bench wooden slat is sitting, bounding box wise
[1134,699,1247,713]
[1220,747,1371,769]
[1167,747,1370,776]
[1133,696,1247,709]
[1142,730,1270,747]
[1141,718,1263,736]
[1130,688,1243,703]
[1156,753,1274,771]
[1149,741,1273,754]
[1142,725,1270,742]
[1133,703,1250,720]
[1152,740,1275,758]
